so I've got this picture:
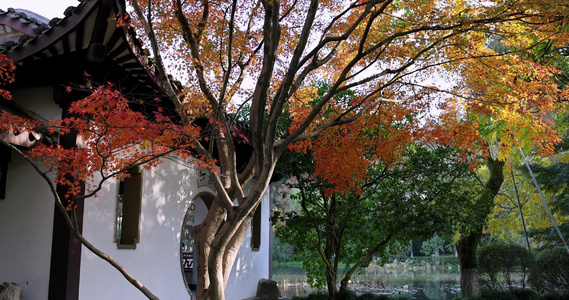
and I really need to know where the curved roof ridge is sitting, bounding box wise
[0,7,51,48]
[0,0,95,55]
[9,8,50,25]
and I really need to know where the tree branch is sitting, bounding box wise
[0,140,159,300]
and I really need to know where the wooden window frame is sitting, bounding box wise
[0,145,11,199]
[251,202,261,251]
[115,166,143,249]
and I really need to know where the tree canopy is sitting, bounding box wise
[2,0,569,298]
[274,143,483,298]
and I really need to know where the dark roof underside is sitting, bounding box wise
[0,0,180,117]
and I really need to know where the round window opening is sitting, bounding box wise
[180,194,213,293]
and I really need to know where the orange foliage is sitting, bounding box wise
[459,53,568,158]
[116,0,569,202]
[0,54,16,100]
[0,83,202,203]
[290,95,418,195]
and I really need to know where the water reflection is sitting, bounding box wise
[273,264,461,299]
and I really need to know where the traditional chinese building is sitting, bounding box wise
[0,1,272,299]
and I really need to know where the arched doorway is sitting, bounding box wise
[180,193,213,292]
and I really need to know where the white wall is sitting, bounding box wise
[0,85,272,299]
[11,86,62,120]
[0,154,56,300]
[78,157,271,300]
[0,86,60,300]
[225,188,272,299]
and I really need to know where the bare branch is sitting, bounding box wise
[175,0,219,109]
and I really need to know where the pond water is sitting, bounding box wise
[273,263,462,299]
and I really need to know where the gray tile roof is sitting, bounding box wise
[0,0,181,96]
[0,8,50,47]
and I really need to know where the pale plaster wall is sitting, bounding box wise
[0,154,56,300]
[11,86,62,120]
[78,157,271,300]
[0,86,60,300]
[0,85,272,299]
[225,187,272,299]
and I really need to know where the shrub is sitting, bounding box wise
[356,292,390,300]
[480,290,518,300]
[510,289,543,300]
[475,289,542,300]
[337,290,357,300]
[291,292,330,300]
[305,292,331,300]
[542,295,568,300]
[529,247,569,296]
[477,243,533,291]
[355,293,377,300]
[292,291,406,300]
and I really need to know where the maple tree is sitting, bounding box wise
[482,155,567,247]
[121,0,569,298]
[455,156,504,297]
[3,0,569,298]
[486,51,569,247]
[0,54,16,100]
[487,117,569,249]
[451,34,569,297]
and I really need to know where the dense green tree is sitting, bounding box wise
[273,144,480,298]
[421,233,455,260]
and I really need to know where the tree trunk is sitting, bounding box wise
[222,215,253,286]
[193,179,269,299]
[457,228,483,298]
[193,198,225,299]
[207,250,226,300]
[457,157,504,298]
[326,267,337,299]
[325,196,340,299]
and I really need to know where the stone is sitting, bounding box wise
[0,282,25,300]
[255,278,281,300]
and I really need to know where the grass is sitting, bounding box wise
[274,260,304,268]
[291,290,410,300]
[274,255,461,271]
